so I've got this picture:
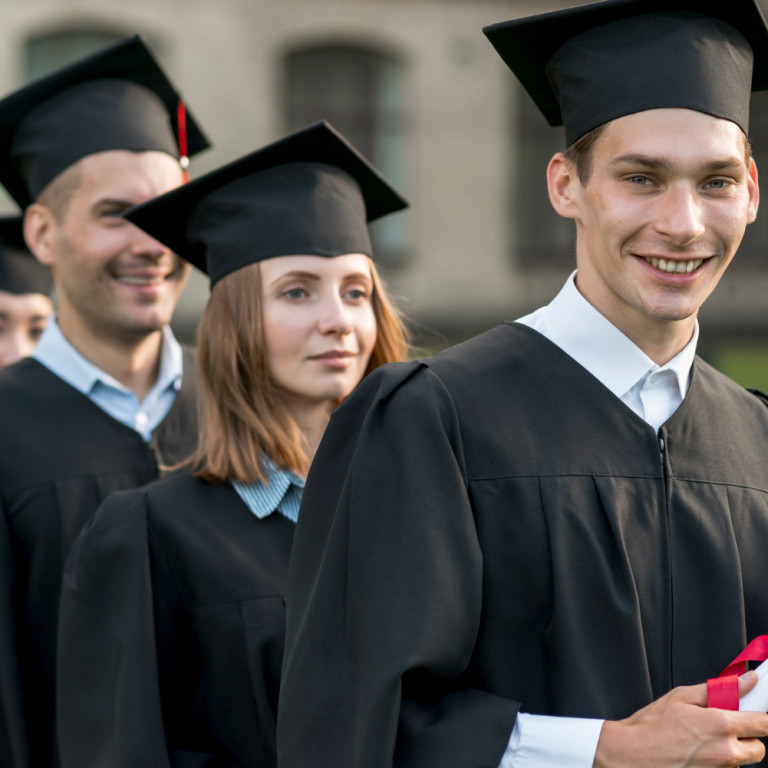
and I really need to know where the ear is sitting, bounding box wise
[24,203,58,267]
[747,157,759,224]
[547,152,581,220]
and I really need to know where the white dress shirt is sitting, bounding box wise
[500,272,699,768]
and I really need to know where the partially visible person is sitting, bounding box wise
[277,2,768,768]
[0,36,209,768]
[56,121,409,768]
[0,215,53,368]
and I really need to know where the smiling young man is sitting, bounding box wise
[548,108,758,366]
[0,38,209,768]
[0,216,53,369]
[278,2,768,768]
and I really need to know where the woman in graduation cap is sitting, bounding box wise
[55,121,409,768]
[0,216,52,368]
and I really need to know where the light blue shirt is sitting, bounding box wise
[32,318,184,441]
[232,460,305,523]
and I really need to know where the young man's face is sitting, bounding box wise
[563,108,758,342]
[36,149,189,346]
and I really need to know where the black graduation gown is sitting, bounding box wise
[278,322,768,768]
[56,473,294,768]
[0,353,198,768]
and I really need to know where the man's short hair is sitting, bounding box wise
[563,124,609,186]
[36,163,82,221]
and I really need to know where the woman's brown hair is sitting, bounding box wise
[188,257,409,484]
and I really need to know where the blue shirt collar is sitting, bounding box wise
[231,459,305,523]
[32,318,183,399]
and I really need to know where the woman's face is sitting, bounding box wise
[260,253,377,410]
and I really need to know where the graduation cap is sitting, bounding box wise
[124,121,408,287]
[0,216,52,296]
[0,35,210,208]
[484,0,768,145]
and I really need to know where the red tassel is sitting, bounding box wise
[177,100,190,183]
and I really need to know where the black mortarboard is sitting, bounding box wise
[484,0,768,145]
[0,35,210,208]
[124,121,408,287]
[0,216,52,296]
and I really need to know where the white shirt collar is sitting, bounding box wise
[517,271,698,401]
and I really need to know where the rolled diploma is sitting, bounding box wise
[738,658,768,712]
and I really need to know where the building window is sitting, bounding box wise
[734,90,768,270]
[25,30,125,82]
[513,83,574,269]
[284,45,407,267]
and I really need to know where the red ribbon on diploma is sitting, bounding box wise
[707,635,768,710]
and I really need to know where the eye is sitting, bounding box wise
[343,284,372,303]
[704,178,728,190]
[628,175,651,185]
[100,207,129,220]
[282,287,308,299]
[28,327,45,341]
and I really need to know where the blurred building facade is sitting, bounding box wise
[2,0,768,382]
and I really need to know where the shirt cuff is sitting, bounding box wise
[499,712,604,768]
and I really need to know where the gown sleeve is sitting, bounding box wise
[57,490,172,768]
[278,361,519,768]
[0,498,30,768]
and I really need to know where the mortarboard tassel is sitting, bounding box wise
[177,100,190,183]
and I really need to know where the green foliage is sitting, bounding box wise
[712,345,768,392]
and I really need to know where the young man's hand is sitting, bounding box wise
[595,672,768,767]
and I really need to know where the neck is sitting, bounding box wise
[573,275,696,366]
[286,399,335,472]
[56,312,165,401]
[622,319,696,366]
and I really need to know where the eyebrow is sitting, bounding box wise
[0,311,49,322]
[609,153,745,173]
[269,270,321,287]
[340,271,373,283]
[92,198,135,212]
[268,270,373,288]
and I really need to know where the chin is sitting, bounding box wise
[129,308,175,330]
[312,386,357,405]
[118,319,171,339]
[644,302,698,323]
[317,388,353,403]
[283,373,363,407]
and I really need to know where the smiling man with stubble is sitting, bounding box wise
[0,36,209,768]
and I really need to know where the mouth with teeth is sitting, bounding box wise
[643,256,704,275]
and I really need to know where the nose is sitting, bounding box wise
[130,225,169,260]
[0,331,35,369]
[654,183,706,246]
[317,294,353,336]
